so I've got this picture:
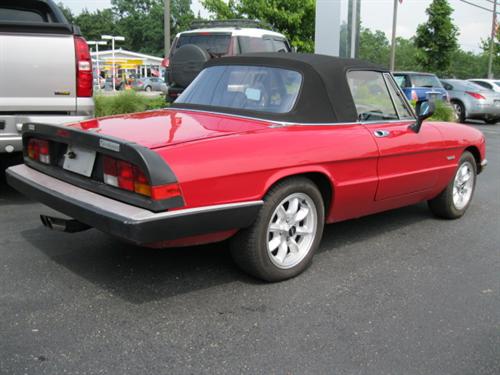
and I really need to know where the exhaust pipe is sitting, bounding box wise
[40,215,91,233]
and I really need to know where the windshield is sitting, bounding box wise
[175,34,231,56]
[411,74,443,88]
[176,65,303,114]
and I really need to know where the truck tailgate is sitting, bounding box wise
[0,33,76,112]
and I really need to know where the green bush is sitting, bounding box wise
[94,91,167,117]
[410,99,456,122]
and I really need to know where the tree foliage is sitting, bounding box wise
[414,0,459,75]
[358,28,390,66]
[202,0,315,52]
[59,0,194,57]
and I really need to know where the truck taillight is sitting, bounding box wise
[103,156,182,200]
[27,139,50,164]
[74,36,93,97]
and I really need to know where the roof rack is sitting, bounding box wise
[190,19,273,31]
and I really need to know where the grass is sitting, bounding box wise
[94,91,167,118]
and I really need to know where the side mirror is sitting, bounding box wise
[410,100,435,133]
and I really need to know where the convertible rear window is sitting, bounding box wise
[176,65,302,114]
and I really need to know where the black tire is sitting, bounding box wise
[170,44,210,88]
[452,100,466,123]
[428,151,477,219]
[485,118,498,124]
[145,86,152,92]
[230,177,325,282]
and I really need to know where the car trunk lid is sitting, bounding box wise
[66,108,271,149]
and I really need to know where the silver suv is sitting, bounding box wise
[0,0,94,154]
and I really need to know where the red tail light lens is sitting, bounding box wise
[466,91,486,100]
[27,139,50,164]
[74,36,93,97]
[161,58,170,68]
[102,156,181,200]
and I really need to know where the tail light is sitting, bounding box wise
[74,36,93,97]
[103,156,182,200]
[411,90,418,101]
[27,139,50,164]
[161,58,170,68]
[466,91,486,100]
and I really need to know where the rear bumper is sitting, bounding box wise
[467,103,500,118]
[6,164,263,245]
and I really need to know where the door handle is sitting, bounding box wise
[374,130,390,138]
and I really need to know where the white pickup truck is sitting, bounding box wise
[0,0,94,155]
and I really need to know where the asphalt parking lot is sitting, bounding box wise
[0,123,499,375]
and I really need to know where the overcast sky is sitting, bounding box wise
[62,0,494,53]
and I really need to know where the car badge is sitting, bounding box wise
[99,139,120,152]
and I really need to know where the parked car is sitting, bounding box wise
[393,71,449,102]
[468,78,500,93]
[163,19,291,102]
[441,79,500,124]
[0,0,94,155]
[104,77,124,91]
[7,54,487,282]
[131,77,167,93]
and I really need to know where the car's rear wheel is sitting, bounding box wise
[145,86,152,92]
[428,151,477,219]
[485,118,498,124]
[230,177,325,282]
[452,100,466,123]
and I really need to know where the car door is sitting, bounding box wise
[347,70,443,201]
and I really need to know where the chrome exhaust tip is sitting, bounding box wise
[40,215,91,233]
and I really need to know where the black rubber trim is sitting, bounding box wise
[22,122,184,212]
[0,22,76,34]
[6,168,262,245]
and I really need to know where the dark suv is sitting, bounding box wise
[163,20,291,102]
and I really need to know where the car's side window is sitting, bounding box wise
[476,81,492,90]
[384,73,414,120]
[347,70,399,122]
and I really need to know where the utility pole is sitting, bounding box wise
[488,0,498,78]
[390,0,399,71]
[164,0,171,58]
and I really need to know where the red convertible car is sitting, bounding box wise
[7,54,487,281]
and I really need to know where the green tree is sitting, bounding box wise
[202,0,316,52]
[57,2,75,23]
[111,0,194,56]
[414,0,459,75]
[358,28,390,66]
[394,37,422,71]
[74,9,118,42]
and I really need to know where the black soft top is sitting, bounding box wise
[174,53,389,123]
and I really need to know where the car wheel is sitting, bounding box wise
[428,151,477,219]
[230,177,325,282]
[485,118,498,124]
[145,86,152,92]
[452,100,466,123]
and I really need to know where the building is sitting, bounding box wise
[90,48,164,79]
[315,0,361,58]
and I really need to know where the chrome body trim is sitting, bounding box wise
[168,107,415,127]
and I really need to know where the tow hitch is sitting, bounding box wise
[40,215,91,233]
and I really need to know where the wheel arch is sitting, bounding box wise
[262,168,335,220]
[464,145,482,173]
